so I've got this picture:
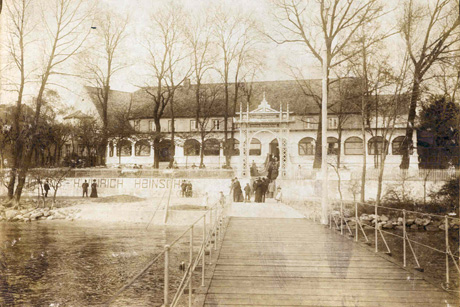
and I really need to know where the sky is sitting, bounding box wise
[1,0,446,114]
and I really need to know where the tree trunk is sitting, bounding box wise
[200,132,205,168]
[360,114,367,203]
[169,97,176,168]
[400,72,421,169]
[224,81,230,167]
[313,115,322,169]
[337,127,342,168]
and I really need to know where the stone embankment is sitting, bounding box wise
[0,206,81,222]
[333,211,460,232]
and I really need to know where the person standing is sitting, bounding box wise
[275,187,283,202]
[82,180,89,197]
[44,180,50,198]
[244,183,251,203]
[261,178,269,203]
[254,178,263,203]
[233,178,243,202]
[90,179,98,198]
[268,180,276,198]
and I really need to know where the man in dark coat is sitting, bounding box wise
[232,178,243,202]
[82,180,89,197]
[244,183,251,203]
[44,180,50,198]
[261,178,269,203]
[254,178,263,203]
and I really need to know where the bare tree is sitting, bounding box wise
[213,6,260,167]
[271,0,383,168]
[5,0,92,207]
[4,0,33,205]
[84,8,129,166]
[399,0,460,169]
[144,3,189,168]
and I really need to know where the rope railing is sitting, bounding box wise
[327,200,460,291]
[104,197,228,306]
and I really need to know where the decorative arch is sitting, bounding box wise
[204,138,220,156]
[249,138,261,156]
[368,136,388,155]
[184,139,200,156]
[159,139,172,162]
[298,137,315,156]
[392,136,405,155]
[135,140,151,156]
[224,138,239,156]
[327,137,339,155]
[118,140,132,156]
[344,137,363,155]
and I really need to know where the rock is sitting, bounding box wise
[5,209,19,220]
[395,225,404,230]
[380,215,389,222]
[406,219,415,226]
[360,214,371,221]
[382,222,394,229]
[426,225,439,232]
[53,214,65,220]
[20,209,28,215]
[410,224,419,230]
[397,217,404,225]
[43,211,51,217]
[46,216,54,220]
[415,218,426,226]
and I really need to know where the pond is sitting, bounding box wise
[0,221,193,306]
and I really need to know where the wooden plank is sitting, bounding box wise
[203,216,459,306]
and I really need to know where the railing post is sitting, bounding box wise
[189,226,193,307]
[202,215,206,287]
[445,215,450,288]
[164,245,170,307]
[355,201,358,242]
[340,201,343,235]
[214,207,218,251]
[375,202,378,253]
[403,210,406,267]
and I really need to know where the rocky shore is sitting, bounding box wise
[0,206,81,222]
[334,211,460,231]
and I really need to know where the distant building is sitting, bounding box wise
[86,79,419,177]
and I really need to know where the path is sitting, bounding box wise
[203,201,459,306]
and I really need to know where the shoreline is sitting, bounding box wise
[0,194,215,226]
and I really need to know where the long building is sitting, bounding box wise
[86,78,419,178]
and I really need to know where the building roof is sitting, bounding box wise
[128,78,362,120]
[85,78,408,124]
[63,110,92,120]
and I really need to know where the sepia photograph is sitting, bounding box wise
[0,0,459,305]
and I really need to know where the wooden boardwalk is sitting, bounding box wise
[204,215,459,306]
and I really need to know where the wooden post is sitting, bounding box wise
[164,245,170,307]
[189,226,193,307]
[202,215,206,287]
[403,210,406,267]
[355,201,358,242]
[445,215,449,287]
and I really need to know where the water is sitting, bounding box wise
[0,221,192,306]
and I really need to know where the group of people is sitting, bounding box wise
[180,180,193,197]
[81,179,98,198]
[231,177,282,204]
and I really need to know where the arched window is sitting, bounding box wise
[224,138,239,156]
[159,139,172,162]
[298,137,315,155]
[368,136,388,155]
[118,140,132,156]
[184,139,200,156]
[109,141,114,157]
[344,137,363,155]
[392,136,405,155]
[204,138,220,156]
[135,140,151,156]
[327,137,339,155]
[249,138,261,156]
